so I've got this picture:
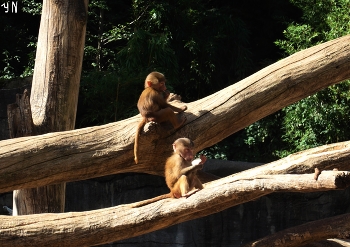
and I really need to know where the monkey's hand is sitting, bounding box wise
[191,157,205,170]
[166,92,182,102]
[199,154,207,164]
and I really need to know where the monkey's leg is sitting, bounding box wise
[181,176,202,198]
[178,175,191,197]
[153,108,186,129]
[193,177,204,190]
[168,104,187,113]
[171,179,184,199]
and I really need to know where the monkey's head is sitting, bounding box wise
[173,138,195,161]
[144,71,167,92]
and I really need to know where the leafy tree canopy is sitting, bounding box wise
[268,0,350,157]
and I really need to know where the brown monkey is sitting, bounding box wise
[134,72,187,164]
[165,137,205,198]
[131,138,206,208]
[144,73,181,102]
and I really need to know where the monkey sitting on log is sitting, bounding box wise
[165,137,205,198]
[134,71,187,164]
[131,138,206,208]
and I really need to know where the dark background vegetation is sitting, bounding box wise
[1,0,349,162]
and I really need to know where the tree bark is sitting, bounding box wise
[10,0,88,215]
[7,90,33,138]
[1,35,350,193]
[243,213,350,247]
[1,130,350,193]
[0,171,349,247]
[1,34,349,247]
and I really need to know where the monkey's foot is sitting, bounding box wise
[179,105,187,112]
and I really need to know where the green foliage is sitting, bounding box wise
[116,29,179,80]
[274,0,350,157]
[0,0,40,79]
[22,0,42,15]
[275,0,350,55]
[77,71,141,127]
[281,83,350,154]
[110,0,255,100]
[83,0,129,71]
[1,50,17,79]
[275,25,319,55]
[78,0,257,127]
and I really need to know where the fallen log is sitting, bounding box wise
[0,170,349,247]
[1,138,350,193]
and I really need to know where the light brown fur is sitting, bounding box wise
[165,138,204,198]
[131,138,205,208]
[134,72,187,164]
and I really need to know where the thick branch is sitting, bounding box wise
[1,35,350,191]
[243,213,350,247]
[1,137,350,193]
[0,171,349,247]
[204,141,350,188]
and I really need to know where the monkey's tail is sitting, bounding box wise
[134,118,147,164]
[130,193,172,208]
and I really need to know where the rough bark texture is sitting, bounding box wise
[0,171,349,247]
[10,0,88,215]
[243,213,350,247]
[1,35,350,194]
[7,90,33,138]
[0,135,349,193]
[0,77,32,140]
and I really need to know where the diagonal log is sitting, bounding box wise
[0,35,350,192]
[0,170,349,247]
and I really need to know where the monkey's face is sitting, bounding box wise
[181,146,194,161]
[152,80,167,92]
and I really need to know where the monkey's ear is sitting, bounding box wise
[146,80,153,87]
[172,143,177,152]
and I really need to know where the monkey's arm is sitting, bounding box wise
[180,163,203,176]
[155,91,186,113]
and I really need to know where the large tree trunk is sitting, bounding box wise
[0,171,349,247]
[9,0,88,215]
[1,35,350,192]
